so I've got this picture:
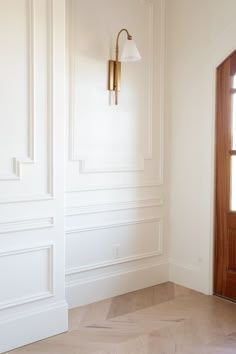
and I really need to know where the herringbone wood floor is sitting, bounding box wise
[7,282,236,353]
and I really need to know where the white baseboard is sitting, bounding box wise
[169,260,208,294]
[0,301,68,353]
[66,262,169,309]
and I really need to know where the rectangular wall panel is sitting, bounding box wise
[0,245,53,309]
[66,219,163,274]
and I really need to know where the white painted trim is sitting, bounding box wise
[0,194,53,205]
[66,251,162,275]
[146,0,154,159]
[157,0,165,185]
[46,0,54,197]
[0,292,53,312]
[0,0,35,181]
[66,217,163,275]
[0,0,54,203]
[66,198,163,216]
[66,260,169,308]
[67,0,164,176]
[66,216,162,234]
[0,300,68,353]
[66,180,162,193]
[79,155,145,173]
[0,217,54,234]
[0,244,55,310]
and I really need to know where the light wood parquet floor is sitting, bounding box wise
[7,282,236,353]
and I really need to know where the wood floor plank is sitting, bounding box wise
[6,282,236,354]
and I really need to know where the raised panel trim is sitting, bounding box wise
[157,0,165,185]
[66,218,163,275]
[0,0,35,181]
[67,0,161,174]
[66,179,160,193]
[66,216,162,234]
[0,0,54,203]
[0,217,54,234]
[0,244,54,310]
[66,198,163,216]
[79,155,145,173]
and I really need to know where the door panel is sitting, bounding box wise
[231,156,236,211]
[214,51,236,301]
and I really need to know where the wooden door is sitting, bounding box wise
[214,51,236,301]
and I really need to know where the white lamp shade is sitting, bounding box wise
[120,39,141,62]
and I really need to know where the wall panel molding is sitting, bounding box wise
[66,216,162,234]
[66,180,161,194]
[67,0,164,180]
[0,0,54,203]
[0,217,54,234]
[66,217,163,275]
[157,0,165,185]
[0,244,54,310]
[66,198,163,216]
[0,0,35,181]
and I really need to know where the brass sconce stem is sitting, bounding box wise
[114,29,132,105]
[108,28,140,105]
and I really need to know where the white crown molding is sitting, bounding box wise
[66,198,163,216]
[0,217,54,234]
[0,244,54,310]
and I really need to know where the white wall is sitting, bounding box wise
[4,0,236,350]
[166,0,236,294]
[65,0,169,308]
[0,1,67,352]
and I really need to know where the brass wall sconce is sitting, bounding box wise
[108,28,141,105]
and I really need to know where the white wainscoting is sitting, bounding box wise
[0,244,54,310]
[0,0,67,352]
[0,300,68,353]
[0,0,54,204]
[66,260,169,309]
[65,0,167,308]
[0,217,54,234]
[66,217,163,275]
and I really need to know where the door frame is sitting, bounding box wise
[210,44,236,296]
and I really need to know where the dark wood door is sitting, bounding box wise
[214,51,236,301]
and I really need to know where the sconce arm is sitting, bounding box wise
[114,29,132,104]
